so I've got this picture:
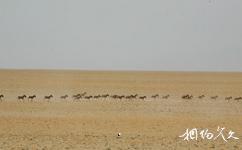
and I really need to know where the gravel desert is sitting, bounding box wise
[0,70,241,149]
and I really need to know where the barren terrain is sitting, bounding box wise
[0,70,241,149]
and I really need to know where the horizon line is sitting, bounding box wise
[0,68,241,74]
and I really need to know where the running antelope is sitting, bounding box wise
[28,95,36,101]
[139,96,147,100]
[125,94,138,99]
[101,94,109,98]
[130,94,138,99]
[211,96,218,100]
[94,95,101,99]
[234,97,242,102]
[151,94,159,99]
[72,94,81,99]
[73,95,82,101]
[182,94,193,100]
[84,96,92,99]
[198,95,205,99]
[0,94,4,102]
[111,95,119,99]
[162,94,170,99]
[18,95,27,101]
[60,95,68,99]
[44,95,53,101]
[225,96,232,102]
[72,92,87,99]
[116,95,125,100]
[125,95,132,99]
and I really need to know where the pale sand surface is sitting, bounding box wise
[0,70,241,149]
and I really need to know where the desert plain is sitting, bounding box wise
[0,70,241,149]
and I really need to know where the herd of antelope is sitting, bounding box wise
[180,94,242,102]
[0,93,241,102]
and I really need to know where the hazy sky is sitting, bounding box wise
[0,0,242,71]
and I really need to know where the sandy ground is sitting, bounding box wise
[0,70,241,149]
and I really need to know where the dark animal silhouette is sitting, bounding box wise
[72,95,82,101]
[0,94,4,101]
[101,94,109,98]
[72,92,87,99]
[111,95,119,99]
[116,95,125,100]
[211,96,218,100]
[44,95,53,100]
[60,95,68,99]
[151,94,159,98]
[162,95,170,99]
[94,95,101,99]
[130,94,138,99]
[234,97,242,102]
[139,96,146,100]
[225,96,232,101]
[18,95,27,101]
[182,94,193,100]
[120,95,125,99]
[84,96,92,99]
[28,95,36,101]
[198,95,205,99]
[72,94,80,98]
[125,95,132,99]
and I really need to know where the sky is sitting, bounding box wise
[0,0,242,71]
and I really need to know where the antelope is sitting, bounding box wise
[18,95,27,101]
[111,95,119,99]
[125,95,132,99]
[75,95,82,99]
[139,96,146,100]
[72,94,81,98]
[234,97,242,102]
[162,94,170,99]
[130,94,138,99]
[94,95,101,99]
[72,92,87,99]
[211,96,218,100]
[44,95,53,101]
[28,95,36,101]
[73,95,82,101]
[60,95,68,99]
[151,94,159,99]
[198,95,205,99]
[116,95,125,100]
[120,95,125,99]
[84,96,92,99]
[182,94,193,100]
[101,94,109,98]
[0,94,4,102]
[225,96,232,102]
